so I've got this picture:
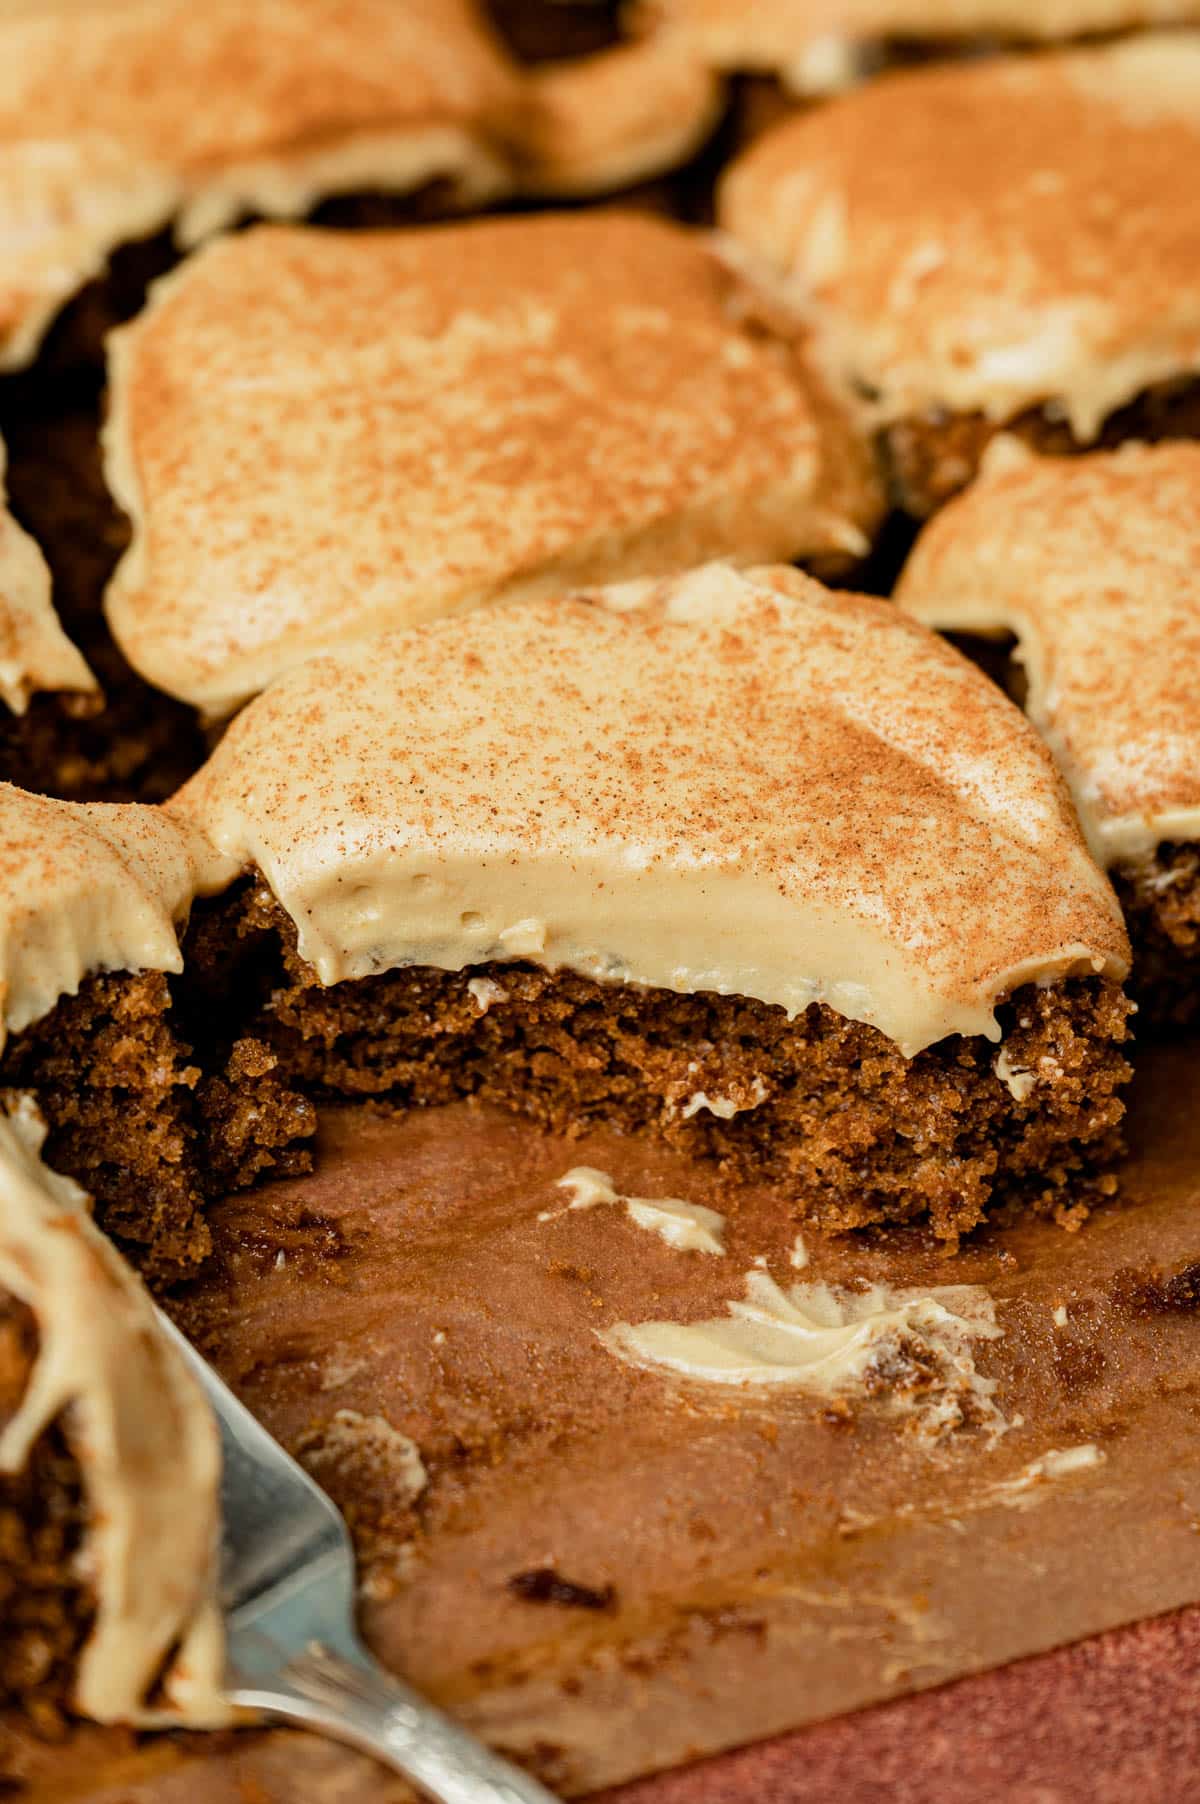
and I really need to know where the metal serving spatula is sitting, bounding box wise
[156,1312,560,1804]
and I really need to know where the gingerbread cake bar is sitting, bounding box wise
[898,439,1200,1025]
[717,35,1200,515]
[102,213,882,718]
[0,565,1130,1299]
[0,1093,224,1729]
[155,564,1128,1249]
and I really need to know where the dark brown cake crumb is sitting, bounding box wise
[0,1293,93,1726]
[0,967,313,1286]
[508,1568,617,1611]
[176,880,1133,1247]
[1111,1261,1200,1317]
[1111,844,1200,1030]
[883,376,1200,517]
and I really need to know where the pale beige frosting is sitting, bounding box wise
[0,1094,227,1724]
[601,1267,1006,1438]
[718,34,1200,433]
[103,215,882,718]
[548,1166,727,1254]
[0,438,95,713]
[633,0,1200,86]
[0,0,520,370]
[169,563,1128,1057]
[897,439,1200,866]
[0,783,236,1044]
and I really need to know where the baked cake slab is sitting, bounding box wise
[160,564,1132,1244]
[898,438,1200,1024]
[718,35,1200,513]
[103,219,883,717]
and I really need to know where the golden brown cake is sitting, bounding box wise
[103,213,883,717]
[718,35,1200,513]
[898,439,1200,1024]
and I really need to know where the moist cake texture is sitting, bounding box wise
[103,215,882,717]
[897,440,1200,1023]
[180,879,1132,1244]
[718,36,1200,512]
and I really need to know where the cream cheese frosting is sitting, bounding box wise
[0,0,519,370]
[0,438,95,714]
[718,34,1200,434]
[897,439,1200,867]
[547,1166,728,1254]
[633,0,1200,88]
[0,1094,226,1724]
[601,1266,1007,1439]
[168,563,1128,1057]
[103,214,882,718]
[0,784,236,1045]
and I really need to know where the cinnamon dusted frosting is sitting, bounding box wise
[0,784,235,1044]
[103,214,882,718]
[0,438,95,714]
[0,1094,226,1724]
[718,34,1200,434]
[168,563,1128,1057]
[633,0,1200,88]
[0,0,518,370]
[897,439,1200,867]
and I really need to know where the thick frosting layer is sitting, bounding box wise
[897,439,1200,866]
[169,563,1128,1056]
[0,0,519,370]
[0,784,236,1044]
[104,215,882,718]
[0,438,95,713]
[718,35,1200,432]
[634,0,1200,86]
[0,1095,226,1724]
